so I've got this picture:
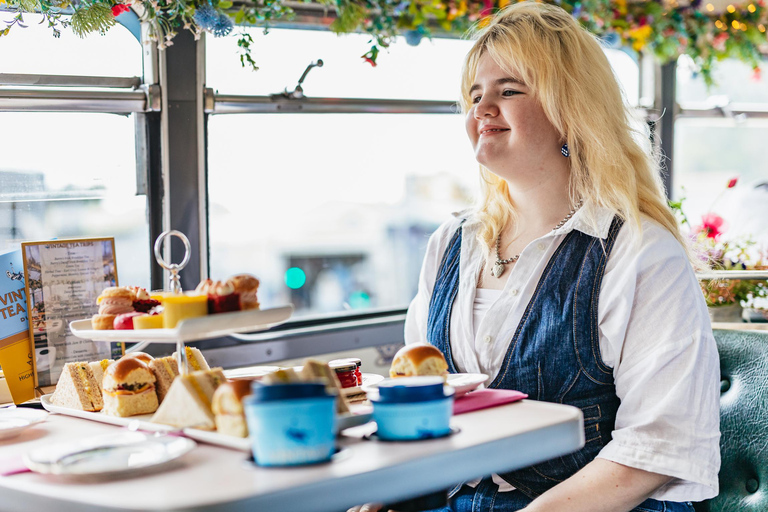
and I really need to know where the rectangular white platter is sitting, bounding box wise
[40,394,373,452]
[69,305,293,343]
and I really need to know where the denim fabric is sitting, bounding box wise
[425,218,692,510]
[427,479,696,512]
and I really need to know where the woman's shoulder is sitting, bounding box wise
[615,213,689,267]
[432,210,478,239]
[424,210,479,255]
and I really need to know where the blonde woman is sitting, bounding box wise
[351,3,720,512]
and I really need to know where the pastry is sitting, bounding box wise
[227,274,260,310]
[127,286,160,313]
[196,279,241,314]
[389,343,449,378]
[114,311,147,330]
[133,313,164,329]
[162,293,208,328]
[92,287,135,330]
[102,357,159,417]
[51,361,104,412]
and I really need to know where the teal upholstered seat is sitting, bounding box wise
[695,328,768,511]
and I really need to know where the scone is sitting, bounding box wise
[389,343,449,378]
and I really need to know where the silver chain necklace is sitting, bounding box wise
[491,199,584,279]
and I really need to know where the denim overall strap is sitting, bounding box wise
[426,220,465,374]
[493,217,624,498]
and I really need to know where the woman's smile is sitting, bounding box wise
[478,124,510,137]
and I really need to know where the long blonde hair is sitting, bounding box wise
[460,2,685,254]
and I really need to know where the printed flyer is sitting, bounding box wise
[0,249,35,404]
[23,238,124,389]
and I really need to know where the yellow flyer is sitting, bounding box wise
[0,249,35,404]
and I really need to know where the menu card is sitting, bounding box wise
[22,239,124,389]
[0,249,35,404]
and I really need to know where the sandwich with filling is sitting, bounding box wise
[52,361,104,412]
[102,356,159,417]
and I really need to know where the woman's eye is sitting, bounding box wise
[472,95,482,104]
[502,89,520,96]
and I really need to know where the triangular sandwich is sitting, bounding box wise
[51,362,104,412]
[87,359,115,394]
[148,356,180,404]
[171,346,210,373]
[151,368,226,430]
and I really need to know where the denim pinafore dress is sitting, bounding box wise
[425,218,694,512]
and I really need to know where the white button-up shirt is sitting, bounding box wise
[404,203,721,502]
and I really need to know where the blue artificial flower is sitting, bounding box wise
[572,2,582,18]
[600,31,621,49]
[404,29,422,46]
[213,12,233,36]
[392,1,409,15]
[193,4,219,31]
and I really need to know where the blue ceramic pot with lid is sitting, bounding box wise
[370,376,454,440]
[244,381,336,466]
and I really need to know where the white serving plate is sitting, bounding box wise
[363,373,489,398]
[69,305,293,343]
[0,408,48,441]
[24,431,196,477]
[41,394,373,453]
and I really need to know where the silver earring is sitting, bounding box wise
[561,143,570,157]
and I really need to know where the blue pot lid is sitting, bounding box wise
[372,376,453,403]
[246,381,330,402]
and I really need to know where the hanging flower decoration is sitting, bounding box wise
[0,0,766,85]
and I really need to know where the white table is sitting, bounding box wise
[0,400,583,512]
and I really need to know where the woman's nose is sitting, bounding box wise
[474,96,498,118]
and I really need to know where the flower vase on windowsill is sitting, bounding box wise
[671,177,768,325]
[707,303,744,324]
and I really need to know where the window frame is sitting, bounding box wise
[0,18,682,366]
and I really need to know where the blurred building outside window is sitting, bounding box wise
[206,27,641,320]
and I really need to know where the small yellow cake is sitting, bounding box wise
[133,314,165,329]
[162,294,208,329]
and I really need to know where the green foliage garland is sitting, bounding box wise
[1,0,766,85]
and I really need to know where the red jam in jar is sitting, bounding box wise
[329,359,359,388]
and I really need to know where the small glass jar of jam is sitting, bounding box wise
[329,359,359,388]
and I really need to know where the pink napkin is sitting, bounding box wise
[0,454,30,477]
[453,389,527,415]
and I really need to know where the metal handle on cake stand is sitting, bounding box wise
[154,230,192,375]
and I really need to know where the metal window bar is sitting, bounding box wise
[0,74,159,113]
[207,92,459,115]
[696,270,768,280]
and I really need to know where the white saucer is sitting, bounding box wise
[24,431,196,476]
[0,408,48,441]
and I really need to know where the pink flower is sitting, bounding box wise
[363,57,376,67]
[696,213,726,240]
[727,177,738,188]
[712,32,729,51]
